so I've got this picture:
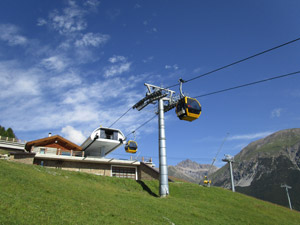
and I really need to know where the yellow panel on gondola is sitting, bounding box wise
[176,96,201,122]
[125,140,138,153]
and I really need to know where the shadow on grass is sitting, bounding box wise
[136,180,159,197]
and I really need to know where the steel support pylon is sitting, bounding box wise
[229,161,235,192]
[158,98,169,197]
[281,184,292,210]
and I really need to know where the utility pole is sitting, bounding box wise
[281,184,292,210]
[133,83,177,197]
[222,154,235,192]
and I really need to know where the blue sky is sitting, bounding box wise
[1,0,300,167]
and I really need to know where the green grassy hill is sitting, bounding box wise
[1,160,299,225]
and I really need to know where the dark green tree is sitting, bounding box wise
[0,126,16,138]
[6,128,16,138]
[0,126,6,136]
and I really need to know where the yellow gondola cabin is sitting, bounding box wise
[125,140,138,153]
[176,96,202,122]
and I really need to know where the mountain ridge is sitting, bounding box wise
[210,128,300,210]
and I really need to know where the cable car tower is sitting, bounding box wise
[133,81,202,197]
[133,83,177,197]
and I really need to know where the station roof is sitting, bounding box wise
[25,135,82,152]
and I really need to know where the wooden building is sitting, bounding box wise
[21,134,163,181]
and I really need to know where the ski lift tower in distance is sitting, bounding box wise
[133,83,176,197]
[222,154,235,192]
[281,184,293,210]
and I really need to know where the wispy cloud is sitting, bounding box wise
[48,72,82,88]
[38,0,108,49]
[41,55,69,72]
[108,55,126,63]
[0,1,159,145]
[165,64,179,70]
[228,131,273,141]
[47,0,88,35]
[271,108,282,118]
[0,61,41,99]
[75,33,110,47]
[104,62,131,77]
[84,0,100,9]
[0,24,27,46]
[106,9,121,20]
[104,56,131,77]
[134,3,142,9]
[142,56,154,63]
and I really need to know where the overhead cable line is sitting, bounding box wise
[109,37,300,128]
[121,70,300,138]
[166,37,300,88]
[108,107,132,128]
[125,114,157,138]
[193,70,300,98]
[109,36,300,130]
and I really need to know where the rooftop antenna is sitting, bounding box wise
[281,184,292,210]
[222,154,235,192]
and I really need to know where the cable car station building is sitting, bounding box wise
[22,131,161,181]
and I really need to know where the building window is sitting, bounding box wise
[111,166,136,180]
[61,151,71,156]
[40,148,45,154]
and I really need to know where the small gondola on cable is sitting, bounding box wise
[175,78,202,122]
[125,132,138,153]
[125,140,138,153]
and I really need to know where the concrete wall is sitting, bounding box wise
[33,158,111,176]
[138,162,159,180]
[33,158,161,181]
[10,153,36,164]
[5,153,163,182]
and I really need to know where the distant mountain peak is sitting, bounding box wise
[168,159,218,183]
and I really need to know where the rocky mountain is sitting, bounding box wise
[168,159,218,183]
[210,128,300,211]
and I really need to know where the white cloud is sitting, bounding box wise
[46,1,87,35]
[0,24,27,46]
[84,0,100,9]
[193,67,202,73]
[41,55,68,72]
[228,131,273,141]
[165,64,179,70]
[104,62,131,77]
[37,18,47,26]
[75,33,110,47]
[134,4,141,9]
[48,72,82,88]
[108,55,126,63]
[271,108,282,118]
[62,88,89,104]
[106,9,121,20]
[0,61,41,98]
[61,125,86,145]
[142,56,153,63]
[62,76,142,106]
